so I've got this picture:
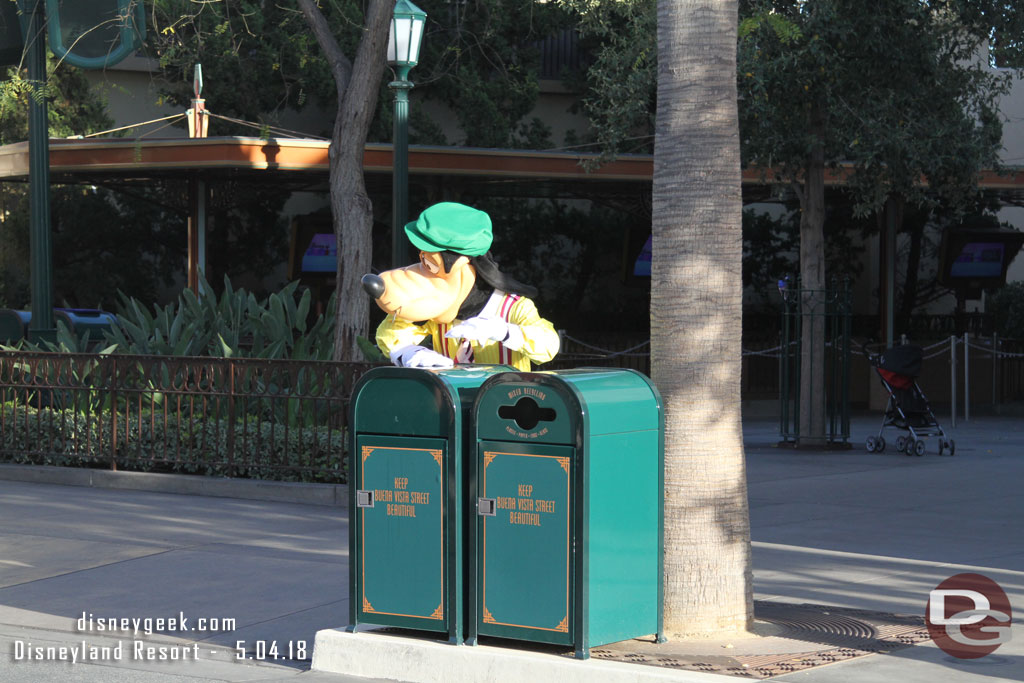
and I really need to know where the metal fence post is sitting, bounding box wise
[109,356,118,471]
[227,361,236,474]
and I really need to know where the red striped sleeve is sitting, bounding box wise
[438,323,451,359]
[498,295,520,365]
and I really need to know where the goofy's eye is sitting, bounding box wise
[421,254,440,274]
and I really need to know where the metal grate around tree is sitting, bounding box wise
[778,277,852,446]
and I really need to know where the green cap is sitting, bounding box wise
[404,202,493,256]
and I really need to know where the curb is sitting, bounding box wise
[0,464,348,506]
[311,629,732,683]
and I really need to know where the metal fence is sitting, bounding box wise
[4,335,1021,482]
[0,352,378,483]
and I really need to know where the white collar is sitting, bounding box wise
[478,290,508,318]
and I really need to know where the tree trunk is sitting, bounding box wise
[299,0,392,361]
[653,0,752,637]
[798,105,827,447]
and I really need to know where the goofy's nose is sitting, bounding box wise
[361,273,386,299]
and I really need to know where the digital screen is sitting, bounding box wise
[949,242,1004,279]
[301,233,337,273]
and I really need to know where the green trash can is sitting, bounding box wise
[468,368,664,659]
[348,365,510,644]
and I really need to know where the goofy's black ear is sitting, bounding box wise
[470,252,538,299]
[439,250,467,274]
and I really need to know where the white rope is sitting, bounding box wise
[206,113,330,141]
[742,345,784,357]
[921,339,949,351]
[80,113,187,138]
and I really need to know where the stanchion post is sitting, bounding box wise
[950,335,957,429]
[963,331,969,422]
[993,333,999,414]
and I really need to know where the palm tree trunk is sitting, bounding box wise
[652,0,752,637]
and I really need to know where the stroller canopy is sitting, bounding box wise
[879,345,923,378]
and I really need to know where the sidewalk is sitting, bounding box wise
[0,414,1021,682]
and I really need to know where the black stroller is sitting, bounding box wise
[864,344,955,456]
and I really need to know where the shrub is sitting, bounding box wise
[988,282,1024,340]
[0,402,347,484]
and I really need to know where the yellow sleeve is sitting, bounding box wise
[506,297,560,364]
[375,316,430,358]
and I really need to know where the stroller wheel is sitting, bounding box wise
[938,440,944,456]
[947,438,956,456]
[896,436,907,453]
[914,439,926,456]
[866,436,878,452]
[876,436,886,453]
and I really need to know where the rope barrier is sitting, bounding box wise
[562,333,1024,362]
[921,339,950,351]
[967,339,1024,358]
[561,335,649,356]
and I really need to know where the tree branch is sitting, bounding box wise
[297,0,353,94]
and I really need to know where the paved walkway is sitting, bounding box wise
[0,414,1021,682]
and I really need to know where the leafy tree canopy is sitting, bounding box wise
[738,0,1021,216]
[556,0,1023,200]
[147,0,573,148]
[556,0,655,158]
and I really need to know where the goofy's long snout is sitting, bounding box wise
[361,273,386,299]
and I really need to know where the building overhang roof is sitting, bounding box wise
[1,136,1023,200]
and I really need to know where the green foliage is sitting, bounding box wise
[5,277,337,361]
[357,335,386,363]
[988,281,1024,339]
[148,0,341,135]
[556,0,655,159]
[738,0,1017,217]
[411,0,571,148]
[148,0,574,148]
[106,276,336,360]
[0,402,347,483]
[1,56,113,143]
[742,205,865,309]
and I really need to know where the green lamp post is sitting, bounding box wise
[388,0,426,268]
[25,0,53,342]
[18,0,145,343]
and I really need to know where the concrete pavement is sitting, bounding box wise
[0,414,1021,682]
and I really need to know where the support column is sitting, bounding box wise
[187,177,207,294]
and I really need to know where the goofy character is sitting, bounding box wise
[361,202,559,371]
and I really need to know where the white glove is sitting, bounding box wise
[390,345,454,368]
[445,316,509,345]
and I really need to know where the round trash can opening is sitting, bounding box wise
[498,397,557,430]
